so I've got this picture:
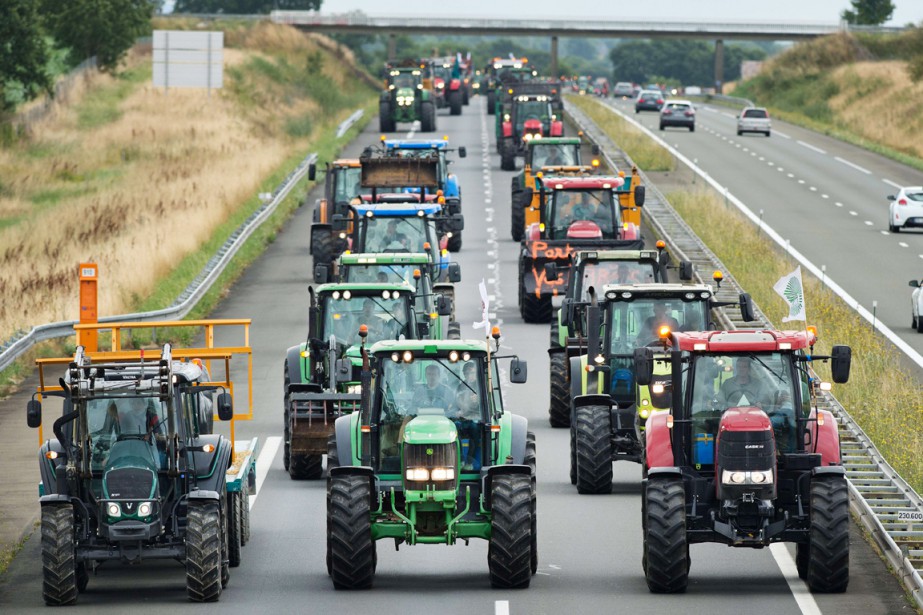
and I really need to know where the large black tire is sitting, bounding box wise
[220,500,230,588]
[569,426,577,485]
[240,488,251,546]
[326,434,340,473]
[796,542,809,580]
[510,194,525,241]
[488,474,532,588]
[379,102,395,133]
[487,89,496,115]
[420,102,436,133]
[75,561,89,593]
[41,504,78,606]
[500,139,516,171]
[574,406,613,494]
[519,278,553,323]
[548,351,569,428]
[644,478,688,593]
[806,476,849,593]
[283,361,291,472]
[916,315,923,333]
[525,433,538,575]
[312,230,343,273]
[447,231,462,252]
[462,86,470,105]
[289,453,323,480]
[186,500,223,602]
[227,492,242,568]
[449,90,463,115]
[328,474,375,589]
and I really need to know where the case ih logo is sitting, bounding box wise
[744,444,764,450]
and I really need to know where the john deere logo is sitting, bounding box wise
[426,448,434,456]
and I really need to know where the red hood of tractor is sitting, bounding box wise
[523,119,543,134]
[566,220,603,239]
[718,407,772,433]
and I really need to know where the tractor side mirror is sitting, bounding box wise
[633,185,645,207]
[26,399,41,428]
[679,260,694,281]
[436,294,453,316]
[458,146,467,158]
[447,262,461,283]
[308,162,317,182]
[314,264,329,285]
[335,359,354,383]
[634,348,654,386]
[909,279,920,288]
[830,345,851,384]
[331,214,347,231]
[216,393,233,421]
[544,262,558,281]
[560,298,573,328]
[591,144,600,155]
[739,293,755,322]
[509,358,528,384]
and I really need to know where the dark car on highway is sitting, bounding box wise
[659,100,696,132]
[635,89,664,113]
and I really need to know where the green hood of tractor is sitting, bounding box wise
[102,439,159,500]
[397,86,415,98]
[403,414,458,445]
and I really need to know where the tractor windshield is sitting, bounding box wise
[321,294,412,348]
[333,166,364,204]
[361,216,432,253]
[531,143,579,168]
[607,299,708,354]
[514,100,551,128]
[377,356,485,473]
[391,73,417,89]
[548,190,617,239]
[342,262,417,285]
[86,396,167,471]
[688,352,800,462]
[577,261,658,299]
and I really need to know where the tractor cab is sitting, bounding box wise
[380,64,436,133]
[531,176,634,242]
[525,137,582,169]
[314,283,418,353]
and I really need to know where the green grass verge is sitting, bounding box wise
[75,64,151,130]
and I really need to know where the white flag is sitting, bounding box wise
[773,266,806,322]
[472,279,491,331]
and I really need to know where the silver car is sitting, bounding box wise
[737,107,771,136]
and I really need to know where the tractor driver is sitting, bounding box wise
[717,357,772,409]
[451,361,482,471]
[636,303,681,345]
[412,363,454,411]
[379,220,408,252]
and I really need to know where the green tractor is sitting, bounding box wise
[326,333,536,589]
[381,66,436,133]
[284,282,454,479]
[568,282,754,494]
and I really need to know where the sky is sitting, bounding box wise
[313,1,923,27]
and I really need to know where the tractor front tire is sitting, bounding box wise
[449,90,463,115]
[644,478,688,593]
[447,232,463,252]
[548,351,569,428]
[487,90,496,115]
[574,406,613,494]
[329,474,375,589]
[311,231,343,274]
[227,491,242,568]
[806,475,849,593]
[796,542,809,580]
[326,434,339,473]
[379,102,395,133]
[186,500,223,602]
[488,474,533,588]
[421,102,436,133]
[510,196,525,241]
[447,321,462,340]
[500,139,516,171]
[41,504,78,606]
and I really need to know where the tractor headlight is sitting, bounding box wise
[347,385,362,394]
[430,467,455,481]
[405,467,429,481]
[138,502,152,517]
[722,470,773,485]
[107,502,122,517]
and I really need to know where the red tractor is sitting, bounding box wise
[634,328,852,593]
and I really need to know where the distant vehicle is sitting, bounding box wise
[635,89,664,113]
[684,86,702,96]
[908,277,923,332]
[659,100,695,132]
[736,107,772,137]
[613,82,634,98]
[888,186,923,233]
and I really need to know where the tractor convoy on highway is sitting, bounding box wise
[22,52,856,604]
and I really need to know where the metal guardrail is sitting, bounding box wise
[565,97,923,608]
[0,109,366,373]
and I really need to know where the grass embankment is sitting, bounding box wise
[579,96,923,492]
[734,31,923,172]
[0,20,376,394]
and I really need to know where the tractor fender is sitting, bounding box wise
[812,465,846,477]
[622,222,640,241]
[572,394,612,410]
[646,466,682,480]
[502,121,513,138]
[188,489,221,502]
[444,175,460,199]
[550,121,564,137]
[568,355,585,418]
[481,464,532,510]
[285,345,308,389]
[506,413,529,465]
[334,414,355,466]
[811,408,841,466]
[39,494,70,506]
[329,466,377,508]
[38,439,65,495]
[444,197,461,216]
[191,436,232,493]
[644,411,675,468]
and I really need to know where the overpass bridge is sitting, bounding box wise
[269,11,902,91]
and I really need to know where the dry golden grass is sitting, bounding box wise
[0,24,373,338]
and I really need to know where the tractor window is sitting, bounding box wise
[86,396,166,472]
[531,144,578,168]
[362,216,429,253]
[322,294,412,348]
[333,167,364,205]
[549,190,616,239]
[608,299,708,353]
[342,262,416,285]
[514,100,551,127]
[578,261,657,298]
[391,73,417,89]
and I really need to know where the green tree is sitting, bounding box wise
[40,0,154,72]
[0,0,52,110]
[173,0,321,12]
[841,0,894,25]
[610,39,765,86]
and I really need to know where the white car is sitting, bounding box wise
[736,107,771,137]
[909,278,923,332]
[888,186,923,232]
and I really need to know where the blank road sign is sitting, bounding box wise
[153,30,224,90]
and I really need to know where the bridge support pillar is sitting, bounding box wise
[714,39,724,94]
[387,33,396,62]
[550,35,558,79]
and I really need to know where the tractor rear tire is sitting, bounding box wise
[329,474,375,589]
[447,232,462,252]
[41,504,78,606]
[379,103,395,133]
[548,351,569,428]
[644,478,688,593]
[186,500,223,602]
[312,231,343,274]
[487,90,496,115]
[240,489,251,546]
[283,361,291,472]
[449,90,463,115]
[227,491,242,568]
[289,453,323,480]
[500,139,516,171]
[421,102,436,133]
[488,474,533,588]
[806,475,849,593]
[326,434,339,473]
[569,426,577,485]
[916,315,923,334]
[796,542,809,580]
[525,432,538,575]
[462,86,470,105]
[574,406,613,494]
[511,195,525,241]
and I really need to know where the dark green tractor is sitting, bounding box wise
[380,66,436,133]
[326,333,536,589]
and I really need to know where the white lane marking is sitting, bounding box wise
[769,544,823,615]
[864,221,873,226]
[250,436,281,510]
[821,194,829,199]
[809,186,817,191]
[773,129,791,139]
[849,211,858,216]
[834,156,871,174]
[881,231,890,235]
[787,173,795,178]
[797,140,826,154]
[899,242,909,248]
[835,202,843,207]
[798,179,805,184]
[883,178,903,189]
[767,161,774,166]
[721,112,736,119]
[919,254,923,259]
[495,600,510,615]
